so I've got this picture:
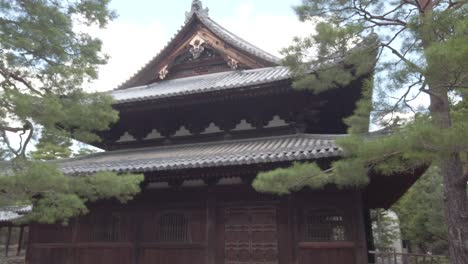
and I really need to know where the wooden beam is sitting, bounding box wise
[17,226,24,256]
[5,226,12,257]
[205,188,216,264]
[354,191,369,264]
[133,208,143,264]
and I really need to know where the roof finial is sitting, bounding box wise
[185,0,209,23]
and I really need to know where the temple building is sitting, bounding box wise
[26,1,423,263]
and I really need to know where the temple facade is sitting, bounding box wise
[26,1,422,264]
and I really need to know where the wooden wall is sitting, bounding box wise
[27,185,368,264]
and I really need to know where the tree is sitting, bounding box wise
[253,0,467,262]
[371,209,400,250]
[0,0,143,224]
[393,166,449,255]
[30,129,73,160]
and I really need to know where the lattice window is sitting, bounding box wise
[304,209,347,241]
[91,213,121,242]
[157,213,189,242]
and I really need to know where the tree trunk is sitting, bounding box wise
[428,86,468,264]
[420,4,468,261]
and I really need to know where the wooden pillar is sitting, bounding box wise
[16,226,24,256]
[354,191,369,264]
[5,226,12,257]
[278,196,294,264]
[364,207,376,263]
[205,187,217,264]
[134,208,143,264]
[291,194,298,264]
[71,219,79,264]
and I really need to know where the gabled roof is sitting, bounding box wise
[112,66,291,104]
[197,15,279,64]
[58,134,344,175]
[117,0,280,90]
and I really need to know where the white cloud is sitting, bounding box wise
[86,21,169,92]
[219,10,314,57]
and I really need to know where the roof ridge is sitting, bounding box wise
[198,16,280,63]
[115,3,281,91]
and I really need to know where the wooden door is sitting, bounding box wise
[224,205,278,264]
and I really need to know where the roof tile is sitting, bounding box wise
[59,134,345,175]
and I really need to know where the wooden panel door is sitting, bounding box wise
[224,205,278,264]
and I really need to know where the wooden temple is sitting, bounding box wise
[26,1,423,263]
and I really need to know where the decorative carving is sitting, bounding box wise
[224,206,279,264]
[226,57,239,70]
[147,182,169,189]
[202,122,222,134]
[182,179,206,187]
[144,129,164,140]
[116,132,136,143]
[218,177,242,186]
[189,35,206,59]
[265,115,289,128]
[185,0,209,23]
[174,126,192,137]
[159,65,169,80]
[232,119,255,131]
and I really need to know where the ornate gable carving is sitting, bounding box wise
[155,30,257,80]
[117,1,278,90]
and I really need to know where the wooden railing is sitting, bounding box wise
[369,250,450,264]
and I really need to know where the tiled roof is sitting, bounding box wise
[59,134,345,175]
[116,9,280,90]
[112,66,291,104]
[0,206,32,223]
[199,15,280,64]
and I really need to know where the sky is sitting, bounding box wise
[87,0,312,92]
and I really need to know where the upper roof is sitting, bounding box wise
[196,14,279,64]
[112,66,291,104]
[116,0,280,90]
[58,134,344,175]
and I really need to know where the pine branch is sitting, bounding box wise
[0,122,33,158]
[0,125,29,133]
[446,0,467,10]
[353,0,408,26]
[380,43,425,73]
[291,167,334,190]
[0,64,43,96]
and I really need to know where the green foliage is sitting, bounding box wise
[0,161,143,224]
[31,129,72,160]
[253,162,332,194]
[393,167,448,254]
[371,209,400,249]
[0,0,119,154]
[256,3,467,259]
[0,1,142,223]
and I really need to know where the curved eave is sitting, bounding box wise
[58,134,345,175]
[116,14,280,90]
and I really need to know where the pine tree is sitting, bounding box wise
[30,129,73,161]
[393,167,449,255]
[253,1,467,262]
[0,0,143,224]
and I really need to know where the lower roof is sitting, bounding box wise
[59,134,345,175]
[0,206,32,224]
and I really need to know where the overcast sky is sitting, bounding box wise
[86,0,311,92]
